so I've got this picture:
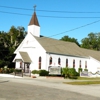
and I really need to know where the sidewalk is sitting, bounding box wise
[0,74,22,78]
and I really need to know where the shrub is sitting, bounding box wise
[84,68,88,71]
[32,70,40,74]
[0,68,14,74]
[68,68,77,76]
[3,68,9,73]
[0,60,5,68]
[62,67,69,78]
[9,68,15,73]
[14,69,22,73]
[39,70,49,76]
[62,67,79,79]
[69,76,78,79]
[0,68,3,73]
[78,67,83,73]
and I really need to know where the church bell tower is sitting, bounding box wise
[28,5,40,37]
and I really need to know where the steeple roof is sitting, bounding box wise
[29,12,40,26]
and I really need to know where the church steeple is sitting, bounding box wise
[28,5,40,37]
[28,12,40,26]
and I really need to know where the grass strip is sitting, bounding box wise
[77,77,100,80]
[64,81,100,85]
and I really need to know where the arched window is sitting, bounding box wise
[66,59,68,67]
[79,60,81,68]
[39,56,41,69]
[85,61,87,68]
[73,59,75,68]
[20,62,22,68]
[49,57,52,65]
[58,58,61,65]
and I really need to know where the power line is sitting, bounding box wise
[38,15,100,19]
[0,18,99,48]
[37,10,100,14]
[0,5,100,13]
[30,19,100,47]
[0,5,33,11]
[0,11,31,16]
[0,6,100,47]
[1,6,100,51]
[1,10,100,18]
[47,20,100,38]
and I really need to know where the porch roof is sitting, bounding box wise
[19,52,32,63]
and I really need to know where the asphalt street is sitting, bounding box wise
[0,76,100,100]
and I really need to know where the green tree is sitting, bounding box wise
[0,26,26,68]
[96,33,100,50]
[17,26,25,42]
[8,26,25,48]
[60,35,80,46]
[9,26,18,44]
[81,32,100,50]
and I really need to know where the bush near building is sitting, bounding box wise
[32,70,40,74]
[31,70,49,76]
[78,67,83,73]
[0,67,14,74]
[62,67,79,79]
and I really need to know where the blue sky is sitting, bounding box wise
[0,0,100,43]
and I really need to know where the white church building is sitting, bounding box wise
[13,11,100,74]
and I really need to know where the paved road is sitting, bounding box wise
[0,77,100,100]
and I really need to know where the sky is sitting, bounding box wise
[0,0,100,43]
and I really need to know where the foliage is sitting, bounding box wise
[60,32,100,51]
[14,69,22,72]
[60,35,80,46]
[31,70,49,76]
[84,68,88,71]
[39,70,49,76]
[62,67,79,79]
[8,26,26,47]
[0,60,5,68]
[0,26,26,68]
[61,67,69,78]
[68,68,79,79]
[81,32,100,51]
[14,69,22,73]
[0,67,14,73]
[31,70,40,74]
[78,67,83,73]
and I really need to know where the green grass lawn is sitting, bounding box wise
[64,81,100,85]
[64,77,100,85]
[77,77,100,80]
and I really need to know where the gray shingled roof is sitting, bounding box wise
[19,52,32,62]
[34,36,100,61]
[80,48,100,61]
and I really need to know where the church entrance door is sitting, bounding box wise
[24,63,30,73]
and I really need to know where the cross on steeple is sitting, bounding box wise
[34,5,36,12]
[29,5,40,26]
